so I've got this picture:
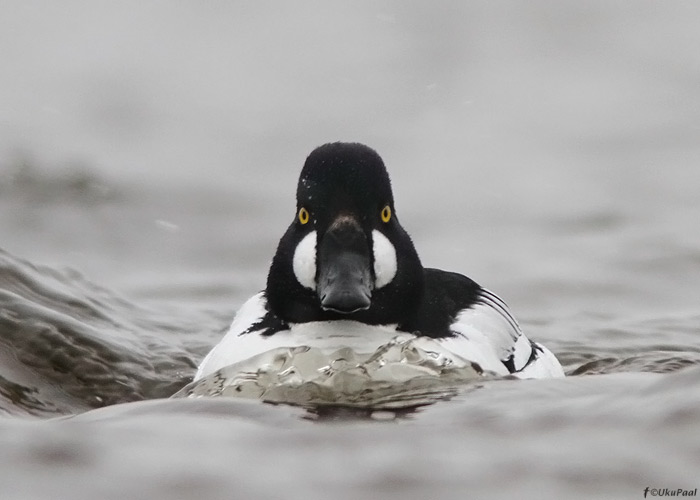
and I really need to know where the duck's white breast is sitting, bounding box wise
[195,291,564,381]
[195,293,405,380]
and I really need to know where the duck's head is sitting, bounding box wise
[266,142,424,325]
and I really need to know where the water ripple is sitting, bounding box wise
[0,248,202,416]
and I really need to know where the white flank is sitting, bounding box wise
[439,300,565,379]
[372,230,397,288]
[292,231,317,290]
[195,305,404,380]
[515,343,565,379]
[195,292,267,380]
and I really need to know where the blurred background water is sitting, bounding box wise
[1,1,699,499]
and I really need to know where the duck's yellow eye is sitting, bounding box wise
[381,205,392,223]
[298,207,310,225]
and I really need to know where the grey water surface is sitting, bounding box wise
[1,2,700,499]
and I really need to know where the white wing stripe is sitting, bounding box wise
[475,289,521,338]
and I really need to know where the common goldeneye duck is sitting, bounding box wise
[195,142,564,381]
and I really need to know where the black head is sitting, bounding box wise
[266,142,424,325]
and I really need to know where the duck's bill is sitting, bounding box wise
[315,216,373,315]
[317,249,372,313]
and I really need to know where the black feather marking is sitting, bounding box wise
[503,340,542,373]
[527,341,543,365]
[502,353,517,373]
[241,310,289,337]
[401,268,481,338]
[475,289,522,340]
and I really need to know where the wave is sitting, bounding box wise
[0,248,202,417]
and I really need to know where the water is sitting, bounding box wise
[176,339,486,408]
[1,1,700,499]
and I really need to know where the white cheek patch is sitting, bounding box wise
[372,230,397,289]
[293,231,317,290]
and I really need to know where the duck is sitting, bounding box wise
[195,142,564,381]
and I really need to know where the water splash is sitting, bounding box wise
[174,336,488,409]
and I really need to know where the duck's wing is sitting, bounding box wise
[439,288,564,378]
